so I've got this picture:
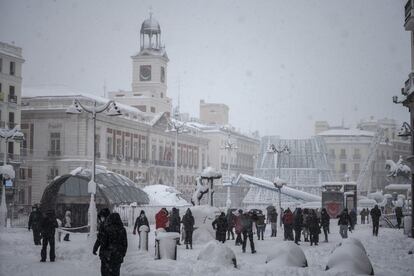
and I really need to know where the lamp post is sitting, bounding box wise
[167,119,188,188]
[273,177,286,228]
[66,99,121,237]
[268,143,290,226]
[221,134,238,208]
[0,126,24,229]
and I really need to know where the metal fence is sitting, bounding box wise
[9,204,32,228]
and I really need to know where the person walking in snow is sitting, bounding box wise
[320,208,330,242]
[256,211,266,240]
[302,208,310,242]
[181,208,195,249]
[234,209,243,246]
[268,208,278,237]
[308,209,320,246]
[370,205,382,236]
[360,208,367,224]
[226,209,236,240]
[169,207,181,244]
[28,205,42,245]
[155,208,169,230]
[40,210,58,262]
[282,208,294,241]
[337,208,351,239]
[241,211,256,254]
[395,206,403,229]
[99,213,128,276]
[93,208,111,256]
[212,212,228,243]
[63,210,71,241]
[133,210,150,249]
[293,208,303,245]
[349,208,357,230]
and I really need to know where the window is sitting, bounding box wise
[19,168,26,180]
[28,168,32,178]
[107,137,113,155]
[134,141,139,159]
[136,105,146,112]
[50,132,61,154]
[160,92,163,98]
[125,140,131,158]
[151,145,156,160]
[340,163,347,173]
[354,163,360,171]
[340,149,346,159]
[8,141,13,154]
[159,145,164,161]
[116,138,122,156]
[161,66,165,83]
[150,106,156,113]
[8,112,14,128]
[140,138,146,160]
[49,167,59,180]
[10,61,15,75]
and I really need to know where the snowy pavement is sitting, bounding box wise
[1,221,413,276]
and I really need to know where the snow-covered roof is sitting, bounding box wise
[0,165,15,179]
[235,174,321,202]
[143,184,190,206]
[317,129,374,137]
[22,85,158,124]
[384,184,412,191]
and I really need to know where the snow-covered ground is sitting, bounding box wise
[1,220,413,276]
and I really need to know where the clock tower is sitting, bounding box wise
[130,14,172,115]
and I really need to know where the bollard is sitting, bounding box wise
[155,230,180,260]
[138,225,150,251]
[404,216,412,237]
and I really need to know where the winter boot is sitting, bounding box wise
[186,244,189,249]
[252,250,257,254]
[190,244,193,249]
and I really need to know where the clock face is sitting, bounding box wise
[140,65,151,81]
[161,66,165,83]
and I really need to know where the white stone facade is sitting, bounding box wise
[20,93,208,204]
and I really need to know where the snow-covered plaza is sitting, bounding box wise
[1,219,413,276]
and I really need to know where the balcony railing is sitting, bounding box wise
[6,154,20,163]
[48,150,61,156]
[150,160,174,167]
[8,95,17,104]
[405,0,414,30]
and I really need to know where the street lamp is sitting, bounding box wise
[166,119,188,188]
[221,133,238,208]
[273,177,286,228]
[0,126,24,229]
[66,99,121,237]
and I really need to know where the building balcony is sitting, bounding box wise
[8,95,17,104]
[405,0,414,31]
[47,150,61,156]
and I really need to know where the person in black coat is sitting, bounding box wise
[240,211,256,254]
[93,208,111,256]
[320,208,330,242]
[169,207,181,245]
[308,209,320,246]
[226,209,236,240]
[133,210,149,234]
[28,205,42,245]
[337,208,351,239]
[40,210,58,262]
[370,205,382,236]
[212,212,228,243]
[181,208,195,249]
[293,208,303,245]
[99,213,128,276]
[395,206,403,229]
[349,209,357,230]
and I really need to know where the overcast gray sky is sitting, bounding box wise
[0,0,410,138]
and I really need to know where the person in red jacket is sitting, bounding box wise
[155,208,169,230]
[234,209,243,246]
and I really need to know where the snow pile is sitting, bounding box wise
[155,230,180,260]
[367,191,384,203]
[143,184,190,206]
[358,197,377,209]
[326,238,374,275]
[265,241,308,268]
[191,205,220,242]
[200,167,222,178]
[197,241,237,268]
[0,165,15,179]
